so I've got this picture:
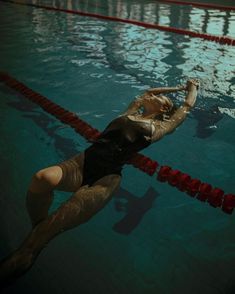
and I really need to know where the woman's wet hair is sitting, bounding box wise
[146,95,173,113]
[155,95,174,112]
[151,95,177,120]
[135,94,175,118]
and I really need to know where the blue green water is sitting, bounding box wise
[0,0,235,293]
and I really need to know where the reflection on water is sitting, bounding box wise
[33,0,235,37]
[1,0,234,137]
[28,0,235,97]
[0,0,234,145]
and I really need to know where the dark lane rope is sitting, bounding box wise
[156,0,235,11]
[1,0,235,46]
[0,72,234,214]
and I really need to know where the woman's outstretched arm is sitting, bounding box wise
[146,85,186,95]
[122,84,186,116]
[151,79,199,142]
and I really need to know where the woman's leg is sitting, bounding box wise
[25,174,121,251]
[26,153,84,227]
[0,174,121,286]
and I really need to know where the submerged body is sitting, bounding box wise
[0,79,199,286]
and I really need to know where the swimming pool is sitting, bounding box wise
[0,0,235,293]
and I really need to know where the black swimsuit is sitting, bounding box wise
[81,115,152,186]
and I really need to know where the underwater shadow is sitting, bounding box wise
[192,105,223,139]
[6,91,82,159]
[113,186,159,235]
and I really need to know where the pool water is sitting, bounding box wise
[0,0,235,293]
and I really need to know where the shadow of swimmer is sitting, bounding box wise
[113,187,159,235]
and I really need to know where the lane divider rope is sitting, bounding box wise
[0,72,234,214]
[58,0,235,13]
[1,0,235,46]
[156,0,235,11]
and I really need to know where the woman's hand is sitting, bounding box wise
[177,85,187,91]
[186,79,200,91]
[183,79,199,108]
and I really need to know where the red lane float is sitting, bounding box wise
[156,0,235,11]
[222,194,235,214]
[156,165,234,213]
[2,0,235,46]
[0,71,234,214]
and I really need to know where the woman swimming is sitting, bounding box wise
[0,79,199,286]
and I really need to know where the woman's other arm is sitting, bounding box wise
[151,79,199,142]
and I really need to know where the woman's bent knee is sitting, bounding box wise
[29,166,63,193]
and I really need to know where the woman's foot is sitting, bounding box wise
[0,248,35,288]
